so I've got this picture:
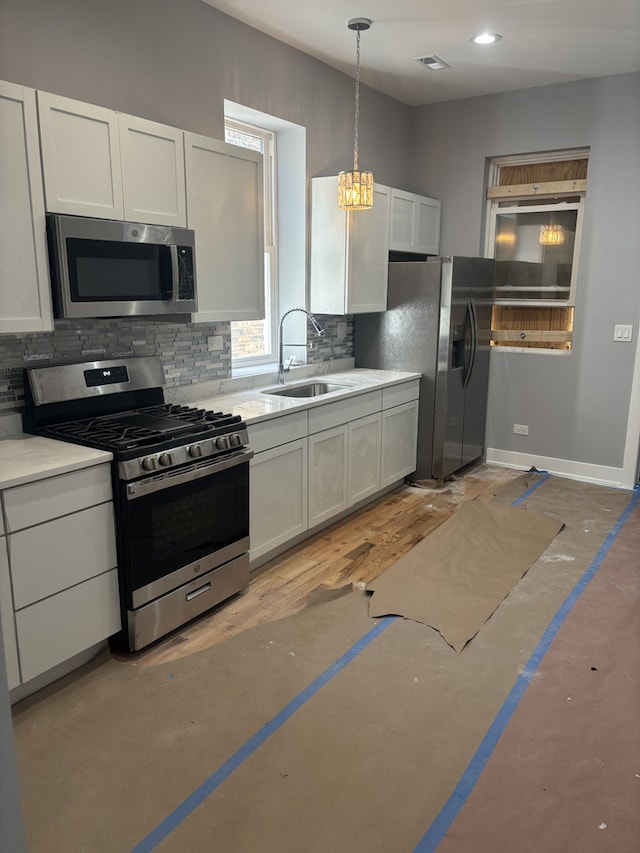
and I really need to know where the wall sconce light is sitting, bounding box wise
[338,18,374,210]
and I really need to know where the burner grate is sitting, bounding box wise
[41,404,244,452]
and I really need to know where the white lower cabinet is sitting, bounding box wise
[248,411,308,563]
[250,439,308,562]
[248,379,419,566]
[15,570,120,684]
[0,463,121,691]
[348,413,382,505]
[0,532,20,690]
[381,400,420,487]
[309,425,349,527]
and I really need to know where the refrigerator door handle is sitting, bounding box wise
[463,299,478,388]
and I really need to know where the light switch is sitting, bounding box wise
[613,324,633,342]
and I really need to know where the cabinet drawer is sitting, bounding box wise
[382,380,420,409]
[4,463,112,532]
[248,411,308,454]
[308,390,382,434]
[16,568,121,683]
[11,503,117,609]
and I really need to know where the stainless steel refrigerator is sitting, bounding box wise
[355,256,494,481]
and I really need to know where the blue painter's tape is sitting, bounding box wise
[413,484,640,852]
[131,615,396,853]
[511,470,550,506]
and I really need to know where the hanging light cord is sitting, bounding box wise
[353,27,362,172]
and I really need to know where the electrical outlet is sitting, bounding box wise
[208,335,223,352]
[337,321,347,340]
[513,424,529,435]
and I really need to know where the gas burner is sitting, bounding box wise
[39,404,246,456]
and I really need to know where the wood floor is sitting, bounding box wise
[131,463,525,667]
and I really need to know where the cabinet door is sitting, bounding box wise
[389,188,441,255]
[308,425,349,527]
[389,188,416,250]
[0,537,20,690]
[309,177,390,315]
[0,81,53,334]
[348,413,381,506]
[119,114,186,227]
[344,183,391,313]
[414,195,441,255]
[250,439,307,562]
[37,90,124,219]
[381,400,419,487]
[185,133,265,322]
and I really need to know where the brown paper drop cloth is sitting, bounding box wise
[367,498,564,652]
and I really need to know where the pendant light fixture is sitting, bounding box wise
[338,17,374,211]
[539,213,565,246]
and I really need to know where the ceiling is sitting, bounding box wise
[201,0,640,106]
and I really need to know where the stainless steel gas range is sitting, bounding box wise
[23,357,252,652]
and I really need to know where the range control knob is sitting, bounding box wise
[216,436,229,450]
[141,456,158,472]
[229,433,242,447]
[188,444,203,458]
[158,452,174,467]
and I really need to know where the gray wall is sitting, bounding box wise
[0,0,412,187]
[0,0,411,406]
[411,72,640,473]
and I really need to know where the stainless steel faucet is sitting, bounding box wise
[278,308,325,383]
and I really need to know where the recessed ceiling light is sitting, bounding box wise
[471,32,502,45]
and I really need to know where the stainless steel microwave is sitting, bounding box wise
[46,214,197,319]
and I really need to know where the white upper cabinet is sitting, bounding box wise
[38,91,186,226]
[185,133,264,323]
[118,114,186,227]
[37,91,124,219]
[309,177,391,314]
[389,188,441,255]
[0,81,53,334]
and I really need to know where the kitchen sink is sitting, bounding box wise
[262,382,351,398]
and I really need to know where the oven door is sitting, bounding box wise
[118,449,251,610]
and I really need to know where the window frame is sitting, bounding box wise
[224,118,278,368]
[486,197,585,307]
[484,149,589,353]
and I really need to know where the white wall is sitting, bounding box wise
[411,72,640,487]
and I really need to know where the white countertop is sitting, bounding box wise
[0,369,418,489]
[189,369,421,425]
[0,435,112,490]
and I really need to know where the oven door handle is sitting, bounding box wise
[126,448,253,499]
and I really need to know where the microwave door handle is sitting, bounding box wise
[169,245,179,303]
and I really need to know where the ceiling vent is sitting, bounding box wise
[415,55,451,71]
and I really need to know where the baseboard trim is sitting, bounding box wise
[485,448,633,490]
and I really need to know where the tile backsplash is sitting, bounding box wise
[0,314,354,422]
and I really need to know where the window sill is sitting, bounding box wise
[232,362,277,379]
[491,346,572,356]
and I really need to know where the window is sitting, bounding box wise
[485,150,589,351]
[225,119,277,366]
